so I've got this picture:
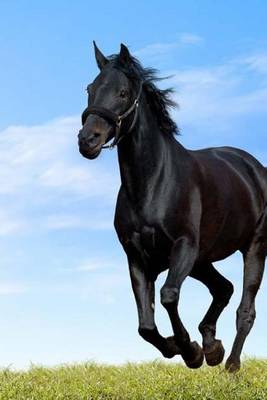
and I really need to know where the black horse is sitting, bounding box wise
[78,43,267,372]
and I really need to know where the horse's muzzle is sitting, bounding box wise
[78,129,104,159]
[79,146,102,159]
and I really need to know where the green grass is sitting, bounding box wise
[0,359,266,400]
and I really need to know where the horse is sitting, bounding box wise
[78,42,267,372]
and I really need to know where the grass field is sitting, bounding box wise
[0,359,266,400]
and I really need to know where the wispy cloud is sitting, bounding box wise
[237,53,267,74]
[179,33,203,45]
[0,282,27,295]
[47,264,128,304]
[134,33,203,59]
[74,257,122,272]
[166,52,267,140]
[43,214,113,231]
[0,116,118,199]
[0,211,27,236]
[0,117,120,236]
[133,41,267,148]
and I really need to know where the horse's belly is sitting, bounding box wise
[199,208,257,262]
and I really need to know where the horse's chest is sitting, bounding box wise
[140,225,156,254]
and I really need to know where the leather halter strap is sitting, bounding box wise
[82,81,143,149]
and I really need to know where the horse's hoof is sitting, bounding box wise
[225,357,241,373]
[204,339,225,366]
[183,341,204,369]
[162,336,181,358]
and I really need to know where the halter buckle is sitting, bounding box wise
[116,118,122,128]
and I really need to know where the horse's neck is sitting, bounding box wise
[117,101,185,204]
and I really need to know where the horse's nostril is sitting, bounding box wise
[78,131,101,148]
[78,134,86,144]
[88,132,101,144]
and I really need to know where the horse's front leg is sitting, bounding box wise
[128,258,181,358]
[160,236,204,368]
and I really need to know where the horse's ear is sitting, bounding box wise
[119,43,131,65]
[93,41,109,70]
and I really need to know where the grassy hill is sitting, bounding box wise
[0,359,266,400]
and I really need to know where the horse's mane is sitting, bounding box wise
[109,54,179,136]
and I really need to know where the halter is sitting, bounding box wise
[82,81,143,149]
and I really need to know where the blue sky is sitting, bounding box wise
[0,1,267,369]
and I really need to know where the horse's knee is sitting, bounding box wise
[160,286,179,308]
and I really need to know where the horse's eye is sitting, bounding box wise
[120,89,128,98]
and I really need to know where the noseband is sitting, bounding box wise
[82,81,143,149]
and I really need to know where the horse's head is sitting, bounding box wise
[78,42,140,160]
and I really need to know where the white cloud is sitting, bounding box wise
[135,42,179,58]
[237,53,267,74]
[179,33,203,45]
[44,267,128,305]
[43,214,113,231]
[134,33,203,59]
[166,54,267,133]
[0,116,118,199]
[0,283,27,295]
[0,211,27,236]
[0,117,120,235]
[39,161,117,199]
[133,40,267,137]
[74,257,121,272]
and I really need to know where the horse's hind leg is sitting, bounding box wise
[226,210,267,372]
[190,262,234,366]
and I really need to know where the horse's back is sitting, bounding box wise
[192,146,267,204]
